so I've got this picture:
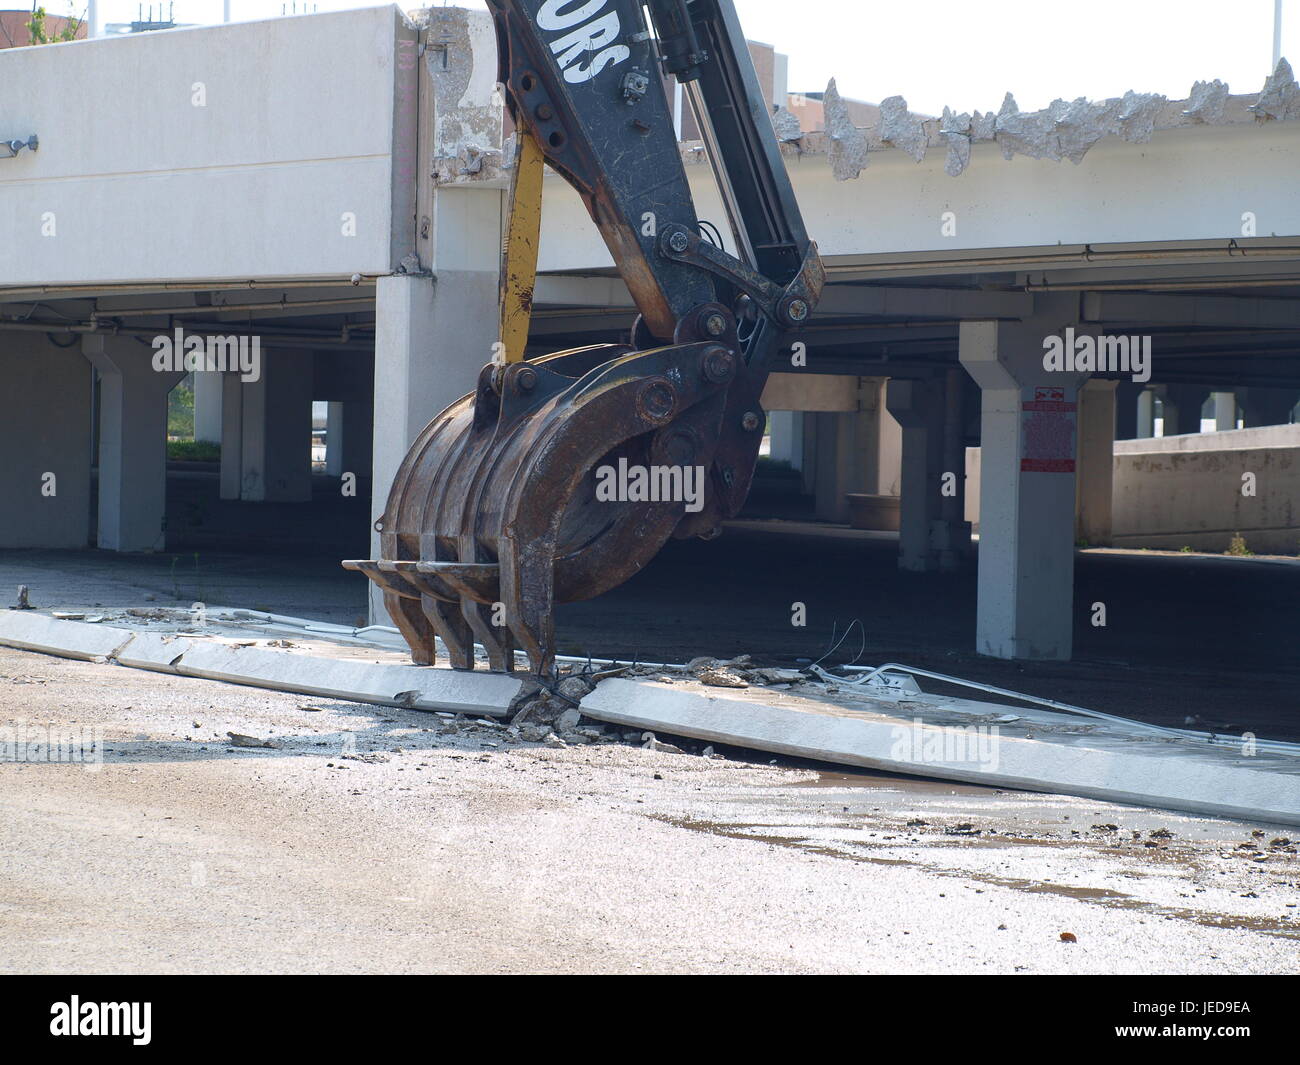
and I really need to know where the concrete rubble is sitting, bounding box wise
[5,608,1300,826]
[757,57,1298,179]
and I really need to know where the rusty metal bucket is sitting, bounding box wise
[345,320,764,677]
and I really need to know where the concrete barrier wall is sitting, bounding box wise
[1111,444,1299,554]
[965,426,1300,554]
[0,8,413,286]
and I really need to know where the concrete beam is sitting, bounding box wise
[761,373,860,412]
[532,275,635,308]
[815,286,1033,319]
[1084,291,1300,329]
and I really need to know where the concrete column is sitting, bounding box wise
[1114,381,1140,440]
[958,297,1090,661]
[193,368,223,443]
[239,349,312,503]
[1160,384,1209,437]
[874,380,903,497]
[810,411,864,522]
[767,410,804,470]
[1237,387,1298,428]
[83,336,183,552]
[370,212,501,622]
[219,372,243,501]
[1211,390,1238,432]
[887,377,944,571]
[807,378,902,522]
[326,400,373,479]
[0,335,93,549]
[1075,379,1117,547]
[1136,388,1155,438]
[937,368,971,569]
[800,413,818,496]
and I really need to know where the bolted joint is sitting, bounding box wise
[665,229,691,254]
[780,296,810,325]
[741,411,761,432]
[700,345,736,384]
[514,366,538,393]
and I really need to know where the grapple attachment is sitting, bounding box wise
[345,320,765,676]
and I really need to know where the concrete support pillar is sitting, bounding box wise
[1159,384,1209,437]
[0,336,93,549]
[219,372,243,501]
[239,349,312,502]
[326,400,373,479]
[1211,391,1238,432]
[1136,388,1155,438]
[1075,379,1117,547]
[370,199,501,622]
[767,410,803,470]
[193,368,223,443]
[810,410,863,522]
[807,378,902,521]
[958,298,1089,661]
[82,336,183,552]
[1237,387,1298,428]
[886,371,970,572]
[1114,381,1140,440]
[875,381,903,497]
[887,378,941,571]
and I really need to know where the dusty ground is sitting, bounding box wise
[1,645,1297,975]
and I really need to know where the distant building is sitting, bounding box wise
[0,8,87,47]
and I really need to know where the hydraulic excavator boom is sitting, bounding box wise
[345,0,823,675]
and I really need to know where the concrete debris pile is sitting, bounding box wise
[492,653,815,751]
[769,57,1299,179]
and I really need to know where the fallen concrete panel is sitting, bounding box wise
[0,611,134,662]
[0,613,521,715]
[581,678,1300,827]
[172,641,521,715]
[114,630,195,673]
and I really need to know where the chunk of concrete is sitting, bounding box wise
[114,631,195,673]
[0,612,134,662]
[174,641,521,715]
[580,678,1300,827]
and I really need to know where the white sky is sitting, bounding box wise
[67,0,1299,115]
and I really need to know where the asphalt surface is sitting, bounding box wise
[1,647,1297,974]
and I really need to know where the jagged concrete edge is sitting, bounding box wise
[580,678,1300,827]
[0,614,518,716]
[722,57,1300,179]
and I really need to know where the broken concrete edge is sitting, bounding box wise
[0,612,520,717]
[578,678,1300,829]
[683,57,1300,179]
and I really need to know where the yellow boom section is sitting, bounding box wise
[497,128,545,365]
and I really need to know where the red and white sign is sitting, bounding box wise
[1020,386,1077,473]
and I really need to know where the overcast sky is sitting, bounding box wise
[73,0,1297,114]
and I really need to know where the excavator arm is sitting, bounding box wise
[345,0,823,675]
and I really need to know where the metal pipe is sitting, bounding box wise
[827,244,1300,279]
[91,296,376,319]
[0,276,378,301]
[833,662,1300,757]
